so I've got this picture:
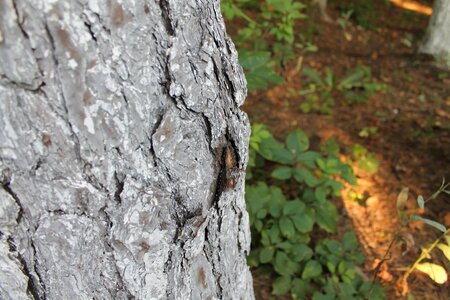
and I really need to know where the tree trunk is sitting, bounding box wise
[420,0,450,67]
[0,0,254,299]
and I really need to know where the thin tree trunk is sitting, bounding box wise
[420,0,450,67]
[0,0,254,299]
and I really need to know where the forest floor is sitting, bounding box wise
[233,1,450,299]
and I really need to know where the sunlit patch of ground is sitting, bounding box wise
[389,0,432,16]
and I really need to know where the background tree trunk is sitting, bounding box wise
[0,0,254,299]
[420,0,450,67]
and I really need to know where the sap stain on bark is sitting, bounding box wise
[42,133,52,146]
[144,4,150,14]
[210,143,241,209]
[224,144,240,190]
[139,211,150,225]
[197,267,207,289]
[140,241,151,251]
[111,3,125,26]
[87,59,97,69]
[56,28,81,63]
[83,89,92,105]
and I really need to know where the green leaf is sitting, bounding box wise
[323,239,343,254]
[239,50,285,91]
[293,233,310,244]
[340,164,357,185]
[247,251,259,268]
[246,67,285,91]
[271,166,293,180]
[410,215,447,232]
[259,247,275,264]
[338,68,366,90]
[314,186,327,202]
[268,186,286,218]
[283,200,305,216]
[358,154,379,174]
[286,129,309,154]
[338,260,353,275]
[351,144,368,158]
[254,219,263,232]
[313,292,335,300]
[293,168,318,187]
[437,243,450,261]
[303,67,325,87]
[268,224,282,244]
[291,278,309,299]
[417,195,425,209]
[325,179,345,196]
[338,281,357,295]
[260,230,270,246]
[272,276,292,295]
[297,151,321,168]
[316,201,338,233]
[291,243,313,262]
[256,208,268,219]
[415,262,448,284]
[326,261,336,274]
[246,182,270,213]
[290,213,314,233]
[279,217,296,239]
[239,50,270,70]
[258,136,284,160]
[269,201,283,218]
[302,260,323,280]
[274,251,298,276]
[321,138,340,155]
[342,232,359,251]
[271,148,295,165]
[276,241,293,251]
[324,68,334,88]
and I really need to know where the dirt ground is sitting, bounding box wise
[232,1,450,299]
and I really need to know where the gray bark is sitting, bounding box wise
[0,0,254,299]
[420,0,450,67]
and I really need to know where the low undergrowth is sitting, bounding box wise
[246,124,385,299]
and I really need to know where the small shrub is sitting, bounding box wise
[246,124,384,299]
[299,66,387,114]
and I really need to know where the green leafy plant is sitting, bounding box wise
[349,144,379,174]
[221,0,255,22]
[401,33,414,48]
[312,234,385,300]
[246,124,384,299]
[337,9,354,41]
[296,34,319,53]
[261,0,307,44]
[438,72,448,81]
[338,0,378,30]
[359,126,378,138]
[239,50,285,91]
[299,66,386,114]
[337,9,354,30]
[221,0,308,91]
[299,67,335,114]
[338,66,387,104]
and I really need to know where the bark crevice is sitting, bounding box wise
[1,179,24,224]
[158,0,175,36]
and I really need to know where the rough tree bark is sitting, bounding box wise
[0,0,254,299]
[420,0,450,67]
